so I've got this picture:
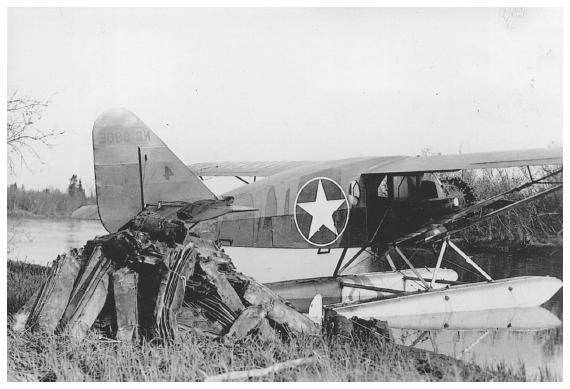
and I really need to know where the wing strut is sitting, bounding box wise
[396,168,563,245]
[427,183,563,243]
[446,168,563,223]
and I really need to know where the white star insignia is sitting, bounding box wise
[297,180,346,240]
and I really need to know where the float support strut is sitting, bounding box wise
[337,247,368,275]
[385,253,397,271]
[394,245,430,290]
[332,248,348,277]
[431,240,447,288]
[448,240,493,281]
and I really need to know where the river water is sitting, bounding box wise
[7,216,563,380]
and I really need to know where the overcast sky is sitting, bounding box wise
[7,7,563,194]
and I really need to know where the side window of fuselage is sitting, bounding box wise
[421,173,438,200]
[377,176,388,198]
[392,175,417,201]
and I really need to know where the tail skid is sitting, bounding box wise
[93,109,216,233]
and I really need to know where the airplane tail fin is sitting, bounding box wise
[93,108,216,233]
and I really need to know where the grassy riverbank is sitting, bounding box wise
[7,260,557,382]
[7,328,530,382]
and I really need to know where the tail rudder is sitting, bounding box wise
[93,108,216,232]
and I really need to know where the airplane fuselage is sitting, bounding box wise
[194,158,465,250]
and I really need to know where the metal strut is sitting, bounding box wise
[393,245,430,290]
[447,240,493,281]
[430,238,493,282]
[392,238,494,290]
[385,252,397,271]
[332,248,348,277]
[337,247,368,276]
[431,239,447,288]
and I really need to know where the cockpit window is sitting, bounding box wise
[420,180,438,200]
[392,175,417,201]
[348,180,361,205]
[377,176,388,198]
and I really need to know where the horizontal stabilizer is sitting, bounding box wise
[229,205,259,213]
[132,199,258,224]
[177,198,257,223]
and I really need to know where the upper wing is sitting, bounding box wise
[363,147,563,174]
[188,161,316,177]
[188,148,562,178]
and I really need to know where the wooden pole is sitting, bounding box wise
[205,357,316,382]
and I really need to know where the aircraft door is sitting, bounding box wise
[361,174,390,242]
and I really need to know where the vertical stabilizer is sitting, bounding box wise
[93,109,216,232]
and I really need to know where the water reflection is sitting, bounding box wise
[392,326,562,380]
[7,217,108,264]
[371,247,564,380]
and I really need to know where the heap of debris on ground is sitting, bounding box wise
[12,211,320,344]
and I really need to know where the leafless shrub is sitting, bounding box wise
[7,91,63,175]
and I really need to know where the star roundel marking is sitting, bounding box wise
[294,177,350,247]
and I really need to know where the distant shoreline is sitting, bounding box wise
[7,210,70,219]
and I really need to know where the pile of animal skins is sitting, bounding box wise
[11,211,319,343]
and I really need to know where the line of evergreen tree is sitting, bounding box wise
[7,174,96,218]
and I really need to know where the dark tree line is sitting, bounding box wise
[7,175,96,218]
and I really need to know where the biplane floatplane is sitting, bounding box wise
[88,108,563,321]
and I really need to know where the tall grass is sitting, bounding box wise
[8,325,533,382]
[444,165,562,245]
[7,260,50,314]
[7,259,543,382]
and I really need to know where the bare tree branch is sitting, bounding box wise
[7,91,63,175]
